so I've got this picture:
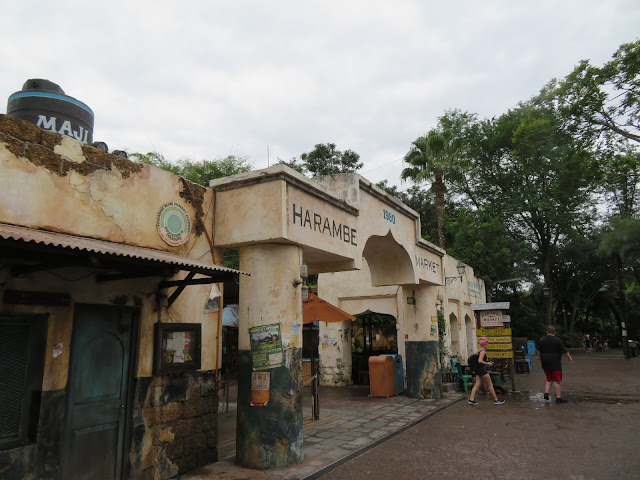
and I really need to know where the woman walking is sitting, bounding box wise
[468,336,505,405]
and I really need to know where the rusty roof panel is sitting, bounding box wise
[0,222,248,276]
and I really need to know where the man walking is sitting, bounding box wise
[538,325,573,403]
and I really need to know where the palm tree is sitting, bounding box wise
[401,129,461,249]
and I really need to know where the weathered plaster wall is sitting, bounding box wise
[0,115,211,253]
[0,114,222,375]
[213,180,287,246]
[316,174,444,286]
[0,114,225,479]
[441,254,485,362]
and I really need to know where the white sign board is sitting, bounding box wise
[480,310,504,327]
[481,319,505,327]
[471,302,510,311]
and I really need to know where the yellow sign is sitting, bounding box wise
[481,344,513,351]
[486,351,513,359]
[478,328,512,336]
[483,336,512,344]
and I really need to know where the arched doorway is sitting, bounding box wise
[351,311,398,385]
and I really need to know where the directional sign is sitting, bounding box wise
[484,336,512,343]
[481,344,513,351]
[478,328,512,336]
[479,310,505,327]
[485,351,514,359]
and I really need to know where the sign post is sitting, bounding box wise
[472,303,515,391]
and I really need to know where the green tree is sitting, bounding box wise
[445,208,529,296]
[300,143,363,177]
[177,155,253,186]
[598,145,640,216]
[276,157,306,174]
[438,103,601,331]
[401,129,463,248]
[129,151,179,173]
[129,152,253,186]
[553,39,640,145]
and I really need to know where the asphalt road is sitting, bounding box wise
[313,350,640,480]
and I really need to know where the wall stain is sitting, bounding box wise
[178,179,206,237]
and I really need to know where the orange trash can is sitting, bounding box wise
[368,356,396,398]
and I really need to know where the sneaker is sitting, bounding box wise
[494,399,505,405]
[543,393,550,401]
[468,400,479,405]
[555,398,568,404]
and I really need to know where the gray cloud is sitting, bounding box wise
[2,0,639,190]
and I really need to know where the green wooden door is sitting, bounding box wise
[62,305,136,480]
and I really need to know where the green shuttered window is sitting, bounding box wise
[0,316,46,448]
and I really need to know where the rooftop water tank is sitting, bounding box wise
[7,79,94,144]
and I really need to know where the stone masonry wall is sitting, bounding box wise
[130,371,220,480]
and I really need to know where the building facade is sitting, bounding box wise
[0,113,486,478]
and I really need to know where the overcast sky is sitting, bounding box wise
[2,1,639,190]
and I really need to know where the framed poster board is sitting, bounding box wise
[154,322,201,374]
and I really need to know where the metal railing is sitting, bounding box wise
[303,359,320,420]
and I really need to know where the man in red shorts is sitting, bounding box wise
[538,325,573,403]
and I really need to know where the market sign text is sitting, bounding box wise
[415,255,439,274]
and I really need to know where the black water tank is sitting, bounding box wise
[7,79,94,144]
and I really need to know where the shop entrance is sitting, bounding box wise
[351,311,398,385]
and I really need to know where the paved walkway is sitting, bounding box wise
[179,383,464,479]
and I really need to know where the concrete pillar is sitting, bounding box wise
[402,286,441,399]
[235,244,304,469]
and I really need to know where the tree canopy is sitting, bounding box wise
[553,39,640,145]
[401,129,463,248]
[129,151,253,186]
[283,143,363,177]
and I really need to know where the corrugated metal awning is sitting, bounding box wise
[0,222,248,278]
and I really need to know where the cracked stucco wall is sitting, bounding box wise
[0,114,208,254]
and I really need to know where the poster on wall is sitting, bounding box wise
[250,371,270,407]
[153,323,202,374]
[249,323,284,370]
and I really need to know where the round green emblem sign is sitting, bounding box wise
[156,202,191,246]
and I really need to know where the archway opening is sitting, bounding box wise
[351,311,397,385]
[449,312,460,358]
[362,231,414,286]
[465,314,474,357]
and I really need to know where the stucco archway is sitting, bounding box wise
[362,231,414,286]
[449,312,460,357]
[465,314,474,356]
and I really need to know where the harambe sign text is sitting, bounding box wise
[292,203,357,246]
